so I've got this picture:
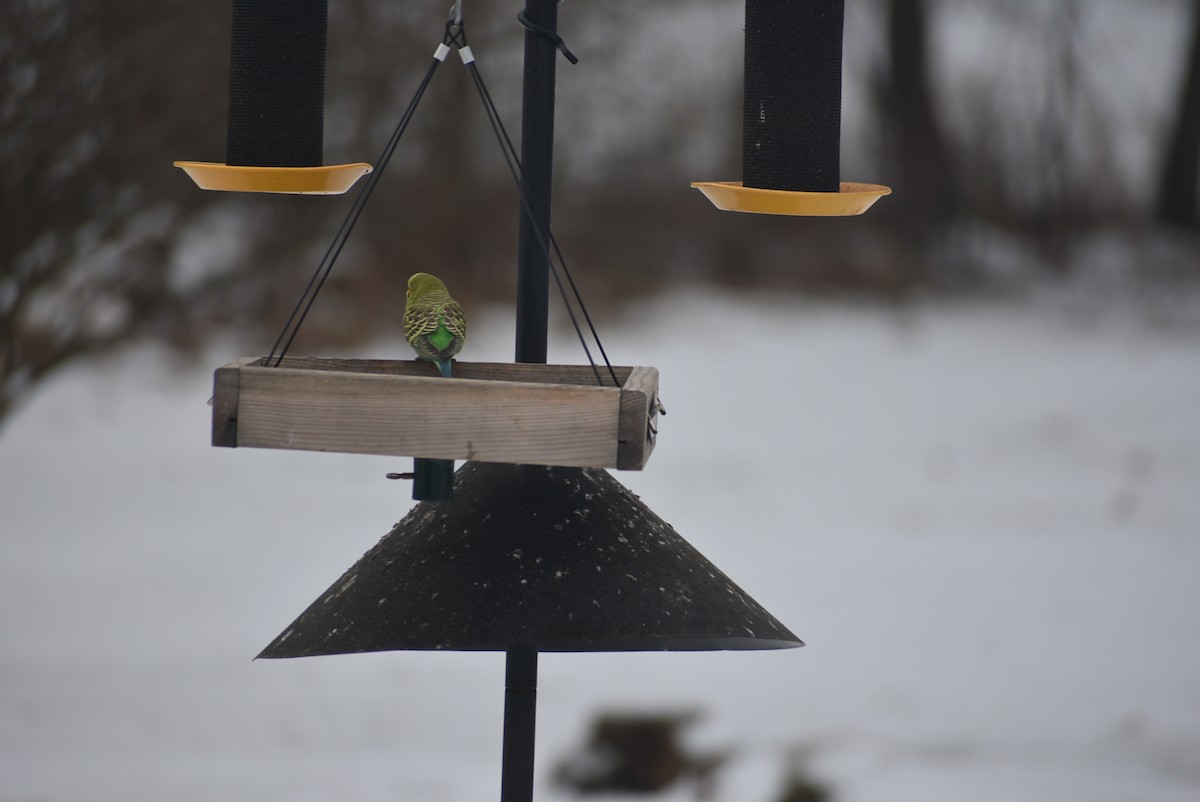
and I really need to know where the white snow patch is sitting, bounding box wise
[2,291,1199,802]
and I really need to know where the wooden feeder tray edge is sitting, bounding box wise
[212,357,660,470]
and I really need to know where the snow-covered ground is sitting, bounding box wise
[2,291,1199,802]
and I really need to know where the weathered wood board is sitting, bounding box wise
[212,357,659,470]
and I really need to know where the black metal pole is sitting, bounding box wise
[502,2,556,797]
[514,0,559,364]
[500,645,538,802]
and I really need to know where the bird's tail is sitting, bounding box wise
[436,358,453,378]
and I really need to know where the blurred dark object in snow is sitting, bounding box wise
[554,711,725,795]
[771,749,832,802]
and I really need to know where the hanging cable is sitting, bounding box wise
[265,26,454,367]
[266,9,618,388]
[456,33,619,387]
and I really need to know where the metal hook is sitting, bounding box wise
[517,8,578,64]
[449,0,463,25]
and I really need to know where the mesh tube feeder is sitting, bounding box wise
[174,0,371,194]
[692,0,890,216]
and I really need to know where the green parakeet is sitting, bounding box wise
[404,272,466,377]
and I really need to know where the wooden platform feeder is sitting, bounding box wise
[212,357,660,470]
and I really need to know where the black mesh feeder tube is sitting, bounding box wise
[692,0,890,216]
[174,0,371,194]
[226,0,329,168]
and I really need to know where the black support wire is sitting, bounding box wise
[455,28,619,387]
[265,31,451,367]
[266,12,617,388]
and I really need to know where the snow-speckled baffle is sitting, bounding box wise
[258,462,802,657]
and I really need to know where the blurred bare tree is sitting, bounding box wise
[877,0,961,241]
[2,0,1198,429]
[0,1,226,422]
[1157,0,1200,230]
[0,0,527,426]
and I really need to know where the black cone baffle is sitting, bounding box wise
[259,462,802,657]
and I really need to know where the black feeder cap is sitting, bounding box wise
[258,462,802,656]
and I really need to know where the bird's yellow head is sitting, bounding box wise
[407,272,448,301]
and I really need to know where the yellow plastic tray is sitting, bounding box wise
[691,181,891,216]
[174,161,373,195]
